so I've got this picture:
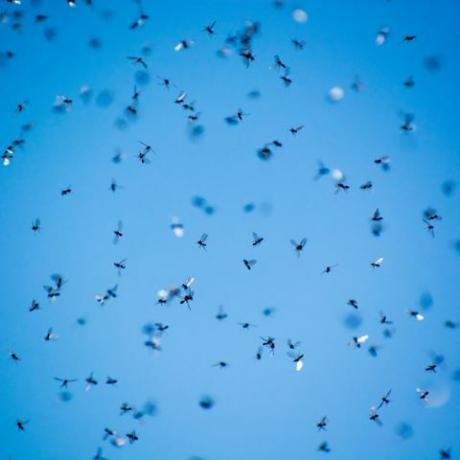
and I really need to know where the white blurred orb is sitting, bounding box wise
[171,217,184,238]
[173,227,184,238]
[292,9,308,23]
[426,382,451,408]
[328,86,344,102]
[375,27,389,46]
[157,289,168,299]
[375,33,386,46]
[331,169,343,181]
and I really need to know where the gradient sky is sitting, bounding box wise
[1,1,460,459]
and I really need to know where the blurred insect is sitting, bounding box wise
[371,257,384,268]
[174,91,187,105]
[322,264,338,274]
[408,309,424,321]
[280,71,293,86]
[180,291,194,309]
[261,336,276,354]
[318,441,331,453]
[272,54,287,71]
[371,209,383,222]
[216,306,228,321]
[255,346,263,360]
[16,100,29,113]
[287,339,301,350]
[199,395,214,409]
[113,221,123,244]
[181,277,195,291]
[54,377,78,388]
[347,299,359,309]
[289,125,303,135]
[31,218,41,232]
[16,419,29,431]
[238,322,255,330]
[29,299,40,312]
[240,49,255,66]
[158,76,174,89]
[44,327,58,341]
[137,148,151,164]
[423,219,435,237]
[287,350,304,371]
[379,312,393,325]
[313,161,330,180]
[114,258,127,275]
[445,320,458,329]
[416,387,429,400]
[197,233,208,249]
[93,447,109,460]
[335,182,350,193]
[374,155,391,171]
[252,232,264,246]
[144,336,162,352]
[369,407,382,426]
[204,21,216,35]
[212,361,228,369]
[128,56,147,69]
[377,389,392,409]
[368,345,381,357]
[96,285,118,305]
[317,416,328,431]
[291,38,305,50]
[351,75,364,92]
[53,96,73,113]
[400,112,416,132]
[174,39,194,52]
[225,108,249,125]
[349,334,369,348]
[43,273,65,301]
[404,76,415,88]
[109,179,123,193]
[425,363,437,373]
[85,372,98,391]
[9,351,21,362]
[126,430,139,444]
[290,238,307,256]
[130,13,149,30]
[439,448,452,459]
[243,259,257,270]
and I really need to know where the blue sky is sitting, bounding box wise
[0,0,459,459]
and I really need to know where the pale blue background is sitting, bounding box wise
[0,0,459,459]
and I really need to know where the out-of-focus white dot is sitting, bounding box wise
[158,289,168,299]
[331,169,343,181]
[292,9,308,23]
[112,436,127,448]
[171,217,184,238]
[328,86,344,102]
[375,27,389,46]
[3,158,10,166]
[173,227,184,238]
